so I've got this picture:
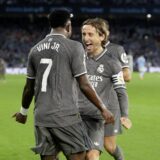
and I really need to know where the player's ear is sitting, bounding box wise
[65,20,71,32]
[100,33,105,42]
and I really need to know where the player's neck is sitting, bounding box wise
[91,46,104,57]
[50,29,67,38]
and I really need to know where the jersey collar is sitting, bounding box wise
[46,33,66,38]
[87,47,108,61]
[95,47,108,61]
[105,41,110,47]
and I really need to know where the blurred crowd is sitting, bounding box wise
[0,20,48,67]
[1,0,160,6]
[0,18,160,68]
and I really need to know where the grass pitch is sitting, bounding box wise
[0,73,160,160]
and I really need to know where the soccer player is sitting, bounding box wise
[79,18,131,160]
[12,9,114,160]
[0,58,6,80]
[136,55,146,79]
[104,19,132,160]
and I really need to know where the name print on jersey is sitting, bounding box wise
[37,42,60,52]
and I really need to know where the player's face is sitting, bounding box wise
[81,24,104,55]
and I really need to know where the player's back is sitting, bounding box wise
[28,34,86,127]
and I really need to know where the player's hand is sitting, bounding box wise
[101,108,114,124]
[120,117,132,129]
[12,112,27,124]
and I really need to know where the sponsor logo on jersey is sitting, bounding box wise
[121,53,128,64]
[88,75,103,82]
[97,64,104,73]
[88,75,103,88]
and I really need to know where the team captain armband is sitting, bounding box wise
[20,106,28,116]
[112,71,126,89]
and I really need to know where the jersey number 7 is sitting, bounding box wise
[40,58,53,92]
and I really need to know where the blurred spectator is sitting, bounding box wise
[0,17,160,69]
[136,55,147,79]
[0,58,6,80]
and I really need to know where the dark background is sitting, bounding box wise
[0,0,160,70]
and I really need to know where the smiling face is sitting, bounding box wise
[81,24,105,56]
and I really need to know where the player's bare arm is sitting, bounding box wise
[12,78,35,124]
[77,74,114,124]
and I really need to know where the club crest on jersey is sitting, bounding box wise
[97,64,104,73]
[121,53,129,64]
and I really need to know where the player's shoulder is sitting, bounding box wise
[102,53,121,74]
[104,50,120,65]
[107,42,127,64]
[67,38,83,47]
[108,42,124,50]
[30,38,46,54]
[66,39,84,55]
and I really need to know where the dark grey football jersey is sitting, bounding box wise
[27,34,87,127]
[105,41,129,69]
[78,49,126,119]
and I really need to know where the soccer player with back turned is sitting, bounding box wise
[12,9,114,160]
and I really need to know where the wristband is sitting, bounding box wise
[20,106,28,116]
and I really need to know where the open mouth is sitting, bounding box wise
[85,43,93,50]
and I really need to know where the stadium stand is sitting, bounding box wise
[0,0,160,71]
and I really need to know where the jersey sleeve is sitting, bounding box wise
[115,88,129,117]
[109,60,129,117]
[117,46,129,68]
[110,61,126,90]
[71,42,87,77]
[27,49,36,79]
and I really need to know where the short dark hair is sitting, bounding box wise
[49,9,72,28]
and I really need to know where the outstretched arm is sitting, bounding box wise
[12,78,35,124]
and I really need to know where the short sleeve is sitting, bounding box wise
[71,42,87,77]
[27,49,36,79]
[118,46,129,68]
